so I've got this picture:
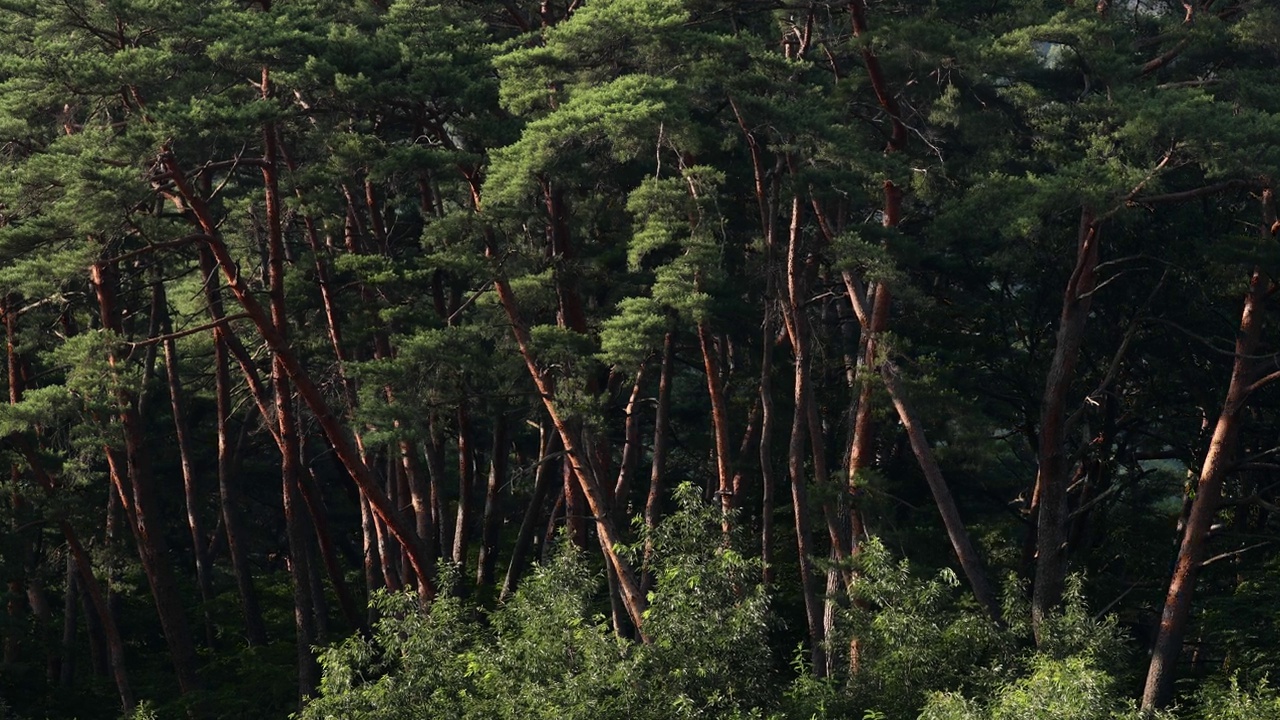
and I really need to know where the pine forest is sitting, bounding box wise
[1,1,1279,718]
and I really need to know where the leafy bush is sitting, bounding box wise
[303,485,780,720]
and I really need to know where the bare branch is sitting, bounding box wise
[1200,541,1273,569]
[125,313,252,348]
[1131,179,1249,205]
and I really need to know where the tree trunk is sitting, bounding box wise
[1141,191,1277,709]
[159,283,217,648]
[782,194,827,676]
[759,323,777,586]
[613,365,648,512]
[642,333,675,593]
[477,414,509,587]
[161,150,438,601]
[89,261,201,697]
[198,247,268,647]
[881,363,1002,622]
[262,104,319,701]
[1032,210,1101,641]
[699,323,734,524]
[490,272,649,631]
[501,423,560,601]
[453,405,476,575]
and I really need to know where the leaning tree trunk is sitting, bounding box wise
[161,150,438,601]
[881,363,1002,621]
[89,260,202,698]
[1142,190,1278,710]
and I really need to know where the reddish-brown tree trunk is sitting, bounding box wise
[261,103,318,699]
[613,365,649,511]
[161,151,437,600]
[1142,192,1278,709]
[89,262,201,697]
[699,324,735,524]
[1032,210,1101,641]
[491,273,649,630]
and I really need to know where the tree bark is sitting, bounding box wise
[89,261,202,697]
[453,405,476,575]
[477,414,509,586]
[158,282,217,648]
[1032,210,1101,641]
[490,272,649,631]
[198,247,268,647]
[160,151,438,600]
[642,332,674,593]
[881,363,1002,621]
[699,323,735,524]
[782,194,828,676]
[261,102,319,700]
[1141,191,1277,710]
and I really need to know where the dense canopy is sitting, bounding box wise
[1,1,1279,718]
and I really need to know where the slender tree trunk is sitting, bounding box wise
[359,496,382,621]
[759,322,777,586]
[1032,210,1101,641]
[453,405,476,574]
[563,457,587,548]
[490,272,649,630]
[699,323,734,524]
[198,248,268,646]
[89,261,201,697]
[641,332,675,592]
[613,365,648,512]
[781,194,827,676]
[501,424,560,601]
[1142,192,1277,710]
[161,151,437,601]
[424,422,451,565]
[881,363,1002,621]
[158,283,217,648]
[261,101,318,700]
[477,414,509,587]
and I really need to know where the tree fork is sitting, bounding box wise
[1032,210,1101,642]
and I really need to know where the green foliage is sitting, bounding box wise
[305,488,779,720]
[1195,677,1280,720]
